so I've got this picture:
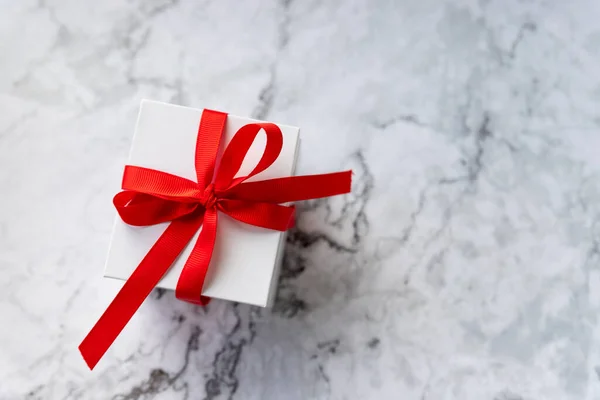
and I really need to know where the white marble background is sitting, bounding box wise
[1,0,600,399]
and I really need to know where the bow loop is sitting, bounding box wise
[214,122,283,192]
[122,166,202,201]
[113,191,199,226]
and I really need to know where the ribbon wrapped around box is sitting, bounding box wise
[79,101,352,369]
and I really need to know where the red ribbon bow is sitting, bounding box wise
[79,109,352,369]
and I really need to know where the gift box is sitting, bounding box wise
[105,100,299,307]
[80,100,351,370]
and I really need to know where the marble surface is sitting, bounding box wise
[2,0,600,398]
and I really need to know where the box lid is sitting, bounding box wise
[104,100,299,307]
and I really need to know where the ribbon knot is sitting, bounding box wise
[79,109,352,370]
[200,183,217,208]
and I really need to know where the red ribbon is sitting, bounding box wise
[79,109,352,369]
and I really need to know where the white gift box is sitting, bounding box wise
[104,100,299,307]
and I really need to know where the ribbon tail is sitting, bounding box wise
[220,200,295,231]
[223,170,352,203]
[175,207,218,305]
[79,211,204,370]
